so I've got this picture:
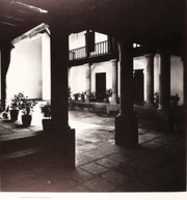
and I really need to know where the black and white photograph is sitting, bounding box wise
[0,0,186,198]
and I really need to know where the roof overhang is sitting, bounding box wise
[0,0,184,50]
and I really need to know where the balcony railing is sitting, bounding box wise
[69,40,110,61]
[69,46,87,60]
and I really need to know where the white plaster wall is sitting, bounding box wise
[69,31,86,50]
[171,56,184,105]
[134,56,147,102]
[133,54,184,105]
[91,61,113,93]
[68,54,184,105]
[68,64,89,95]
[95,32,108,43]
[117,56,148,101]
[69,58,147,100]
[153,54,184,105]
[69,61,113,96]
[41,33,51,102]
[6,34,43,102]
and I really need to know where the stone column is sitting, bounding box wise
[0,43,13,111]
[110,59,118,104]
[145,54,154,105]
[50,26,75,168]
[115,41,138,147]
[86,62,92,102]
[159,52,171,110]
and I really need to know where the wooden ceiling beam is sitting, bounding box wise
[0,0,184,47]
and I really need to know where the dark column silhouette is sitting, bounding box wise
[1,43,13,111]
[159,52,171,110]
[50,26,75,167]
[146,54,154,105]
[115,41,138,147]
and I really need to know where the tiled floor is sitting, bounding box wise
[0,110,186,192]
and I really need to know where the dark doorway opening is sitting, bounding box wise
[96,73,106,102]
[134,69,144,104]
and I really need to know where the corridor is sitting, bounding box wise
[0,110,185,192]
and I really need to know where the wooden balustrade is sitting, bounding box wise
[69,40,110,61]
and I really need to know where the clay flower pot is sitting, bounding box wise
[21,114,32,127]
[10,109,19,122]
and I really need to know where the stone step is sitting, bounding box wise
[0,132,45,155]
[1,147,42,160]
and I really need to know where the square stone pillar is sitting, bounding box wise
[159,52,171,110]
[110,59,118,104]
[115,41,138,147]
[145,54,154,105]
[0,43,13,111]
[157,52,172,132]
[50,26,75,168]
[85,62,92,102]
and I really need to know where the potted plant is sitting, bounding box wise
[106,89,113,103]
[21,101,35,127]
[0,105,9,120]
[89,92,96,102]
[73,93,80,101]
[9,93,22,122]
[18,94,36,127]
[41,103,52,132]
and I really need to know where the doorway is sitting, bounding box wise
[96,73,106,102]
[134,69,144,104]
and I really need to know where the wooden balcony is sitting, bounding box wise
[69,40,116,66]
[69,46,87,61]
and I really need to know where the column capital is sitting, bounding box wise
[0,41,14,50]
[145,53,155,58]
[118,41,134,73]
[119,40,134,49]
[47,14,71,35]
[111,59,118,63]
[49,22,70,39]
[158,49,171,56]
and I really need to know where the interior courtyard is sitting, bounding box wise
[0,0,186,193]
[0,109,185,192]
